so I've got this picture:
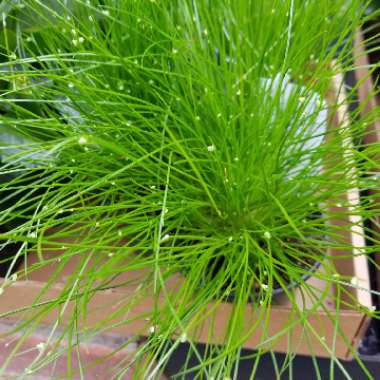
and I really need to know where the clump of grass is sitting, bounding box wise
[0,1,380,379]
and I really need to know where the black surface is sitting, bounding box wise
[163,343,380,379]
[0,224,23,277]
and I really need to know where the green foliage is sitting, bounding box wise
[0,1,379,379]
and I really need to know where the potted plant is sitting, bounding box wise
[0,1,379,379]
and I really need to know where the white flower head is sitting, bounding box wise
[36,342,46,352]
[161,234,170,243]
[350,276,359,287]
[261,283,268,290]
[10,273,17,282]
[263,231,271,239]
[179,333,187,343]
[78,136,88,145]
[149,326,156,334]
[207,144,215,152]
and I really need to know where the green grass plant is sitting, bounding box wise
[0,1,380,379]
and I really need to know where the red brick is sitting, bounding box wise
[0,319,141,379]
